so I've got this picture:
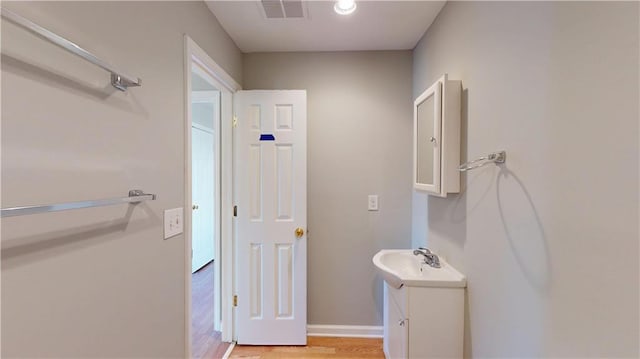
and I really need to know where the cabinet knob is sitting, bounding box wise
[429,136,437,143]
[192,204,199,210]
[398,319,406,327]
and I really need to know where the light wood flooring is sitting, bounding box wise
[192,261,230,358]
[229,336,384,358]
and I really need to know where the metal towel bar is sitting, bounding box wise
[458,151,507,172]
[0,8,142,91]
[1,190,156,218]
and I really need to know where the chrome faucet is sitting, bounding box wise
[413,247,441,268]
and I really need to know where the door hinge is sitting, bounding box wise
[232,115,238,128]
[233,295,238,307]
[233,205,237,217]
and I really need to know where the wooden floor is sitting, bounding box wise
[229,337,384,358]
[192,261,230,358]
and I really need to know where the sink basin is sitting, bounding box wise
[373,249,466,289]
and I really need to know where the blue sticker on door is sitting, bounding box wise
[259,134,275,141]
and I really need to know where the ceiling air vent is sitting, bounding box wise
[261,0,306,19]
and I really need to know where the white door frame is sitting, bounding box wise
[184,35,241,358]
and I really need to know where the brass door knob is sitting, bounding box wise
[295,227,304,238]
[192,204,199,210]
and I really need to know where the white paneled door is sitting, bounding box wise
[235,90,307,345]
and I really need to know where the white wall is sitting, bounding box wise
[412,1,639,357]
[1,1,242,357]
[243,51,413,326]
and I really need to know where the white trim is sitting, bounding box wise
[221,342,236,359]
[184,35,240,358]
[306,325,384,338]
[192,122,214,135]
[191,91,219,134]
[188,38,241,92]
[183,36,193,359]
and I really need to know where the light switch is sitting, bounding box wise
[164,207,184,239]
[368,195,379,211]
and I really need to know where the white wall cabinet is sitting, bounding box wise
[383,283,464,359]
[413,74,461,197]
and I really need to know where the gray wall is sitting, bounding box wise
[412,1,639,357]
[1,1,242,357]
[243,51,413,326]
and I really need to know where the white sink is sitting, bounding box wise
[373,249,466,289]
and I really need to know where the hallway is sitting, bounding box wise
[192,261,229,358]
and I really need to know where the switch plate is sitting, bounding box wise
[164,207,184,239]
[368,195,379,211]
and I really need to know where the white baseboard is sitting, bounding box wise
[307,324,383,338]
[221,342,235,359]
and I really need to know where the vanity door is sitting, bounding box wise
[384,284,408,359]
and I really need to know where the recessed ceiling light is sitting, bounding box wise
[334,0,357,15]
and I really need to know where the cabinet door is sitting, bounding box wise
[413,79,442,193]
[387,296,408,359]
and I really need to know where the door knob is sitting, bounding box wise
[295,227,304,238]
[192,204,199,210]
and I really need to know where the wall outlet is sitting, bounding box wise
[164,207,184,239]
[368,195,379,211]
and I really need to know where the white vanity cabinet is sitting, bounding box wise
[383,283,465,359]
[413,74,462,197]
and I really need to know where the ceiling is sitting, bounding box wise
[205,1,446,53]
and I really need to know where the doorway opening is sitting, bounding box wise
[190,76,224,357]
[184,36,240,358]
